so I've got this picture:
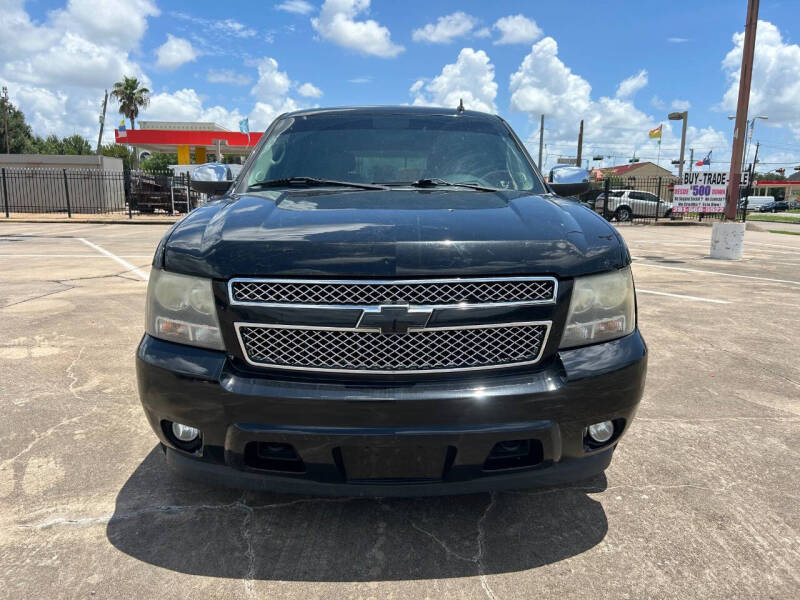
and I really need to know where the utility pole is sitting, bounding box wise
[96,89,108,154]
[576,119,584,167]
[2,86,9,154]
[538,114,544,169]
[688,148,694,176]
[725,0,759,221]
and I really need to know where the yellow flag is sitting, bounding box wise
[648,124,662,139]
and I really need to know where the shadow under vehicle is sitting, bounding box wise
[107,446,609,582]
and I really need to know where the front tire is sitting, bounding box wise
[614,206,632,222]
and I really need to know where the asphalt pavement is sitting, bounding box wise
[0,221,798,599]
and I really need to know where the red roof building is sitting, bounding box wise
[115,121,262,164]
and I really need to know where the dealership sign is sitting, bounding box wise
[672,171,750,213]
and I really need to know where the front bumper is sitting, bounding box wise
[136,330,647,496]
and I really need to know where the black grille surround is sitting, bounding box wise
[235,322,552,374]
[229,277,557,308]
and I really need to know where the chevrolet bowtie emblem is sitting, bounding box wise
[357,305,433,335]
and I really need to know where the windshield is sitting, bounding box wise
[240,113,546,193]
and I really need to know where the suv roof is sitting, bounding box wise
[280,105,499,120]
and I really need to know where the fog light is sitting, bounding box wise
[171,422,199,442]
[587,421,614,444]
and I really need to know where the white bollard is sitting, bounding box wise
[710,221,746,260]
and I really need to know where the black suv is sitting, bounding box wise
[136,106,647,496]
[758,200,788,213]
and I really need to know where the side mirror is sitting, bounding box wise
[549,165,591,197]
[191,162,234,196]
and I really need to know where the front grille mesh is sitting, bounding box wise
[231,279,555,306]
[238,323,549,372]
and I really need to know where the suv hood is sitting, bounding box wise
[163,189,626,279]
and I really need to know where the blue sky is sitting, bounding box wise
[3,0,799,173]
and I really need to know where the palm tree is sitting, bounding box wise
[111,76,149,129]
[111,76,149,168]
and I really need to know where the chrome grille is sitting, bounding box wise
[236,322,550,373]
[229,277,556,307]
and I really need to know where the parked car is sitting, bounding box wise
[758,200,789,213]
[137,106,647,496]
[741,195,774,211]
[579,188,606,209]
[595,189,672,221]
[788,200,800,210]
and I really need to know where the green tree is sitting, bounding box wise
[754,171,787,181]
[110,76,150,130]
[140,152,177,173]
[111,76,150,169]
[30,134,92,155]
[0,96,38,153]
[100,143,134,169]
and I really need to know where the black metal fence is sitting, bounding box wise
[579,175,747,224]
[1,167,749,223]
[0,167,204,218]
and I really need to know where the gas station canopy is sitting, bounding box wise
[114,121,263,164]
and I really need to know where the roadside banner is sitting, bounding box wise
[672,171,750,213]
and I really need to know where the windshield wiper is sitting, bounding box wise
[247,177,387,191]
[378,178,498,192]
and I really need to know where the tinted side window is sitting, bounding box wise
[628,192,646,201]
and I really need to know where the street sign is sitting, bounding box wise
[557,157,577,165]
[672,171,750,213]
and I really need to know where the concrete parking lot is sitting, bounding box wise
[0,221,798,599]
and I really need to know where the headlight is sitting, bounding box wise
[559,266,635,349]
[145,269,225,350]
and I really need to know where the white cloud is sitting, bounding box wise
[217,18,258,38]
[51,0,160,50]
[144,88,304,133]
[155,35,199,70]
[0,0,156,142]
[509,37,727,171]
[720,20,800,138]
[667,37,689,43]
[348,76,372,83]
[671,99,691,111]
[615,69,648,98]
[142,54,314,131]
[277,0,315,15]
[250,98,302,129]
[250,57,292,98]
[411,48,497,114]
[412,12,477,44]
[493,14,542,45]
[297,82,323,98]
[474,27,491,39]
[171,12,257,39]
[650,95,666,110]
[312,0,404,58]
[206,69,252,85]
[146,89,244,129]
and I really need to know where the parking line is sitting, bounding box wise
[78,238,149,281]
[637,289,731,304]
[0,254,153,258]
[632,261,800,287]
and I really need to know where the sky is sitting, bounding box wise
[2,0,799,175]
